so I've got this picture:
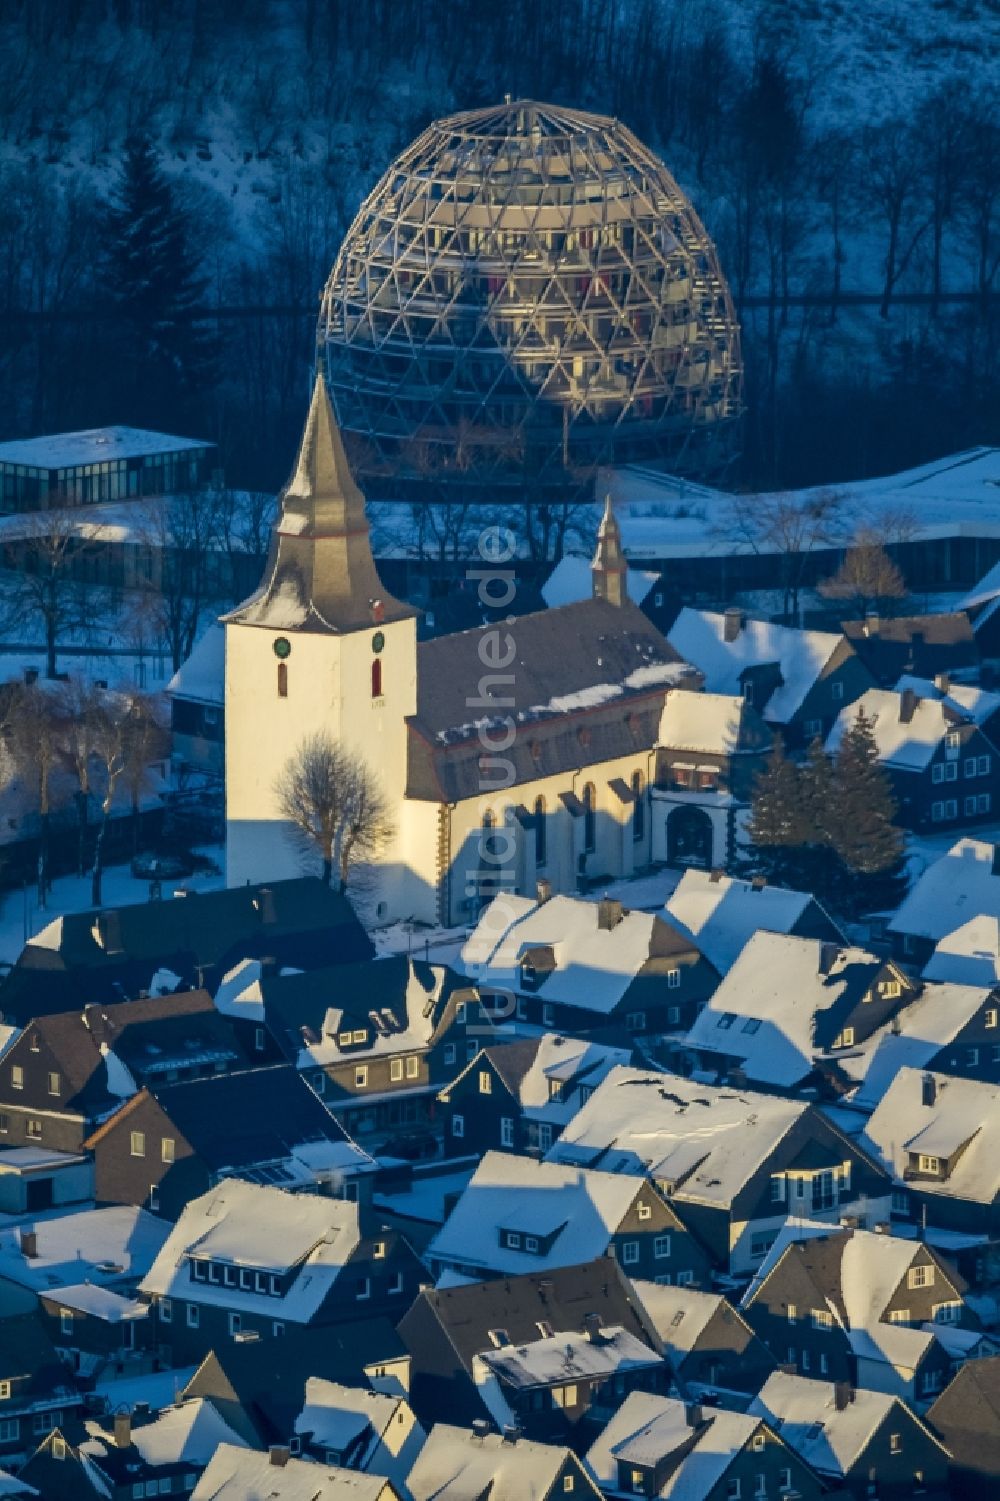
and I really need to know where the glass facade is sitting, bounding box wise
[0,445,214,512]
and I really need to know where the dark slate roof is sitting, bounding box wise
[399,1259,659,1376]
[842,612,979,685]
[0,1311,67,1392]
[146,1065,350,1168]
[482,1038,544,1099]
[0,878,373,1023]
[927,1355,1000,1464]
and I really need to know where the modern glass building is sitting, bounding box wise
[0,427,218,512]
[319,99,742,507]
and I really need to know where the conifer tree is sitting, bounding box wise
[746,738,811,886]
[798,736,840,901]
[100,135,217,428]
[829,706,907,913]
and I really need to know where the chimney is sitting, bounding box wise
[96,910,124,955]
[254,887,277,925]
[536,878,552,906]
[584,1312,604,1343]
[19,1229,37,1259]
[751,874,766,890]
[371,599,385,625]
[899,687,917,724]
[723,607,744,643]
[935,672,951,696]
[23,667,38,686]
[686,1402,703,1429]
[991,845,1000,879]
[502,1425,520,1444]
[864,610,880,636]
[133,1403,150,1421]
[818,942,840,977]
[921,1073,937,1107]
[709,867,724,884]
[834,1382,854,1411]
[269,1446,290,1468]
[597,897,624,931]
[114,1413,131,1449]
[471,1419,491,1441]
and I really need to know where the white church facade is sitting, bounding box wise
[223,375,764,925]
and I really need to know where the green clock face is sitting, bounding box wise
[273,637,292,660]
[371,631,386,653]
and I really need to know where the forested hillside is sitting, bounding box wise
[1,0,998,491]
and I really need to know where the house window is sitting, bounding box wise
[804,718,823,738]
[47,1072,60,1096]
[159,1299,172,1323]
[965,757,978,777]
[254,1027,265,1051]
[534,796,547,867]
[888,1309,911,1324]
[355,1066,368,1088]
[228,1313,241,1336]
[979,793,992,813]
[833,1027,855,1048]
[356,1277,371,1301]
[390,1059,403,1082]
[525,1237,539,1253]
[501,1117,514,1148]
[507,1232,521,1248]
[716,1013,736,1030]
[727,1481,741,1500]
[405,1055,419,1078]
[932,763,945,784]
[638,1203,652,1221]
[452,1114,465,1138]
[26,1119,42,1140]
[968,1046,980,1066]
[626,1012,646,1031]
[130,1131,146,1158]
[779,1469,792,1492]
[965,795,978,815]
[161,1137,175,1164]
[479,1071,492,1094]
[621,1240,640,1265]
[979,755,991,775]
[553,1384,578,1409]
[908,1262,933,1289]
[890,1433,902,1454]
[186,1304,199,1328]
[538,1123,553,1152]
[542,1002,555,1027]
[443,1043,456,1065]
[0,1114,6,1134]
[831,680,845,701]
[811,1309,833,1329]
[11,1066,23,1090]
[0,1420,18,1442]
[632,771,645,840]
[752,1432,765,1452]
[58,1306,73,1336]
[918,1154,940,1173]
[934,1302,961,1323]
[371,658,383,698]
[986,1009,998,1029]
[667,967,681,989]
[946,731,961,749]
[654,1235,671,1259]
[787,1305,797,1323]
[771,1176,786,1203]
[582,783,596,853]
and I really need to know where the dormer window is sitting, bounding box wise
[521,962,539,992]
[488,1328,510,1348]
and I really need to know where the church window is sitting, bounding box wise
[277,662,288,697]
[371,658,383,698]
[534,796,547,867]
[632,771,645,840]
[582,783,596,852]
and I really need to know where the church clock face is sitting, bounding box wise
[273,636,292,659]
[371,631,385,653]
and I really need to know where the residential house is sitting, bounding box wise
[0,1147,92,1218]
[926,1355,1000,1500]
[461,893,719,1038]
[896,672,1000,744]
[847,978,1000,1108]
[841,612,979,687]
[18,1402,249,1501]
[407,1423,602,1501]
[425,1152,710,1287]
[294,1379,425,1494]
[584,1391,822,1501]
[681,932,920,1094]
[667,607,874,746]
[0,1206,170,1301]
[0,1313,82,1473]
[825,686,1000,833]
[139,1180,423,1365]
[0,992,247,1153]
[862,1067,1000,1236]
[741,1226,974,1402]
[0,877,373,1023]
[438,1034,633,1158]
[631,1280,775,1404]
[249,957,489,1148]
[665,868,844,975]
[887,837,1000,965]
[397,1259,661,1431]
[546,1066,892,1275]
[38,1283,153,1379]
[190,1444,403,1501]
[750,1370,950,1500]
[84,1064,375,1220]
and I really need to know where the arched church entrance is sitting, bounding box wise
[666,804,714,868]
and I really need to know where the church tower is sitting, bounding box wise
[224,371,419,909]
[592,494,626,607]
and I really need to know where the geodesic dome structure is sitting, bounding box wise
[319,100,741,507]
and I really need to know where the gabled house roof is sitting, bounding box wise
[191,1444,399,1500]
[167,623,225,707]
[896,672,1000,728]
[849,979,995,1109]
[631,1280,757,1371]
[426,1151,653,1275]
[667,608,847,723]
[408,1423,598,1501]
[890,837,1000,942]
[584,1391,769,1501]
[926,1355,1000,1467]
[443,1033,633,1124]
[682,931,894,1089]
[922,915,1000,987]
[666,870,842,974]
[862,1066,1000,1206]
[139,1180,363,1323]
[462,894,706,1017]
[657,691,773,755]
[79,1399,249,1482]
[0,1206,170,1292]
[825,685,974,770]
[294,1379,417,1464]
[546,1066,808,1206]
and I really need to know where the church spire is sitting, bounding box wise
[225,369,416,634]
[592,494,627,608]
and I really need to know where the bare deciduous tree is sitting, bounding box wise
[819,526,908,618]
[713,486,849,617]
[0,508,100,679]
[275,731,394,891]
[89,689,161,906]
[56,676,104,878]
[4,682,63,906]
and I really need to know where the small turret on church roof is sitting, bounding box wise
[224,370,417,635]
[592,494,627,608]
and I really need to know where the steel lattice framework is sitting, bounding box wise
[319,100,742,506]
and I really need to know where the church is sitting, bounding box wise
[224,374,764,925]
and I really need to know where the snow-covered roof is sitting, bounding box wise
[427,1152,643,1275]
[849,980,993,1109]
[167,623,225,707]
[0,1206,170,1292]
[407,1424,580,1501]
[541,554,658,609]
[825,688,958,770]
[682,931,881,1088]
[891,838,1000,941]
[862,1067,1000,1204]
[922,915,1000,987]
[0,1471,36,1497]
[631,1280,729,1357]
[749,1372,917,1477]
[657,692,752,754]
[82,1399,248,1471]
[191,1445,394,1500]
[212,958,265,1021]
[0,426,210,469]
[546,1066,805,1206]
[461,894,694,1016]
[586,1393,760,1501]
[295,1379,404,1455]
[139,1180,361,1322]
[514,1034,633,1124]
[895,673,1000,728]
[477,1325,658,1390]
[293,961,453,1069]
[666,608,842,722]
[666,870,824,974]
[46,1283,148,1323]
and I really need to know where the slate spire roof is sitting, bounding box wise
[225,370,416,635]
[592,495,626,608]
